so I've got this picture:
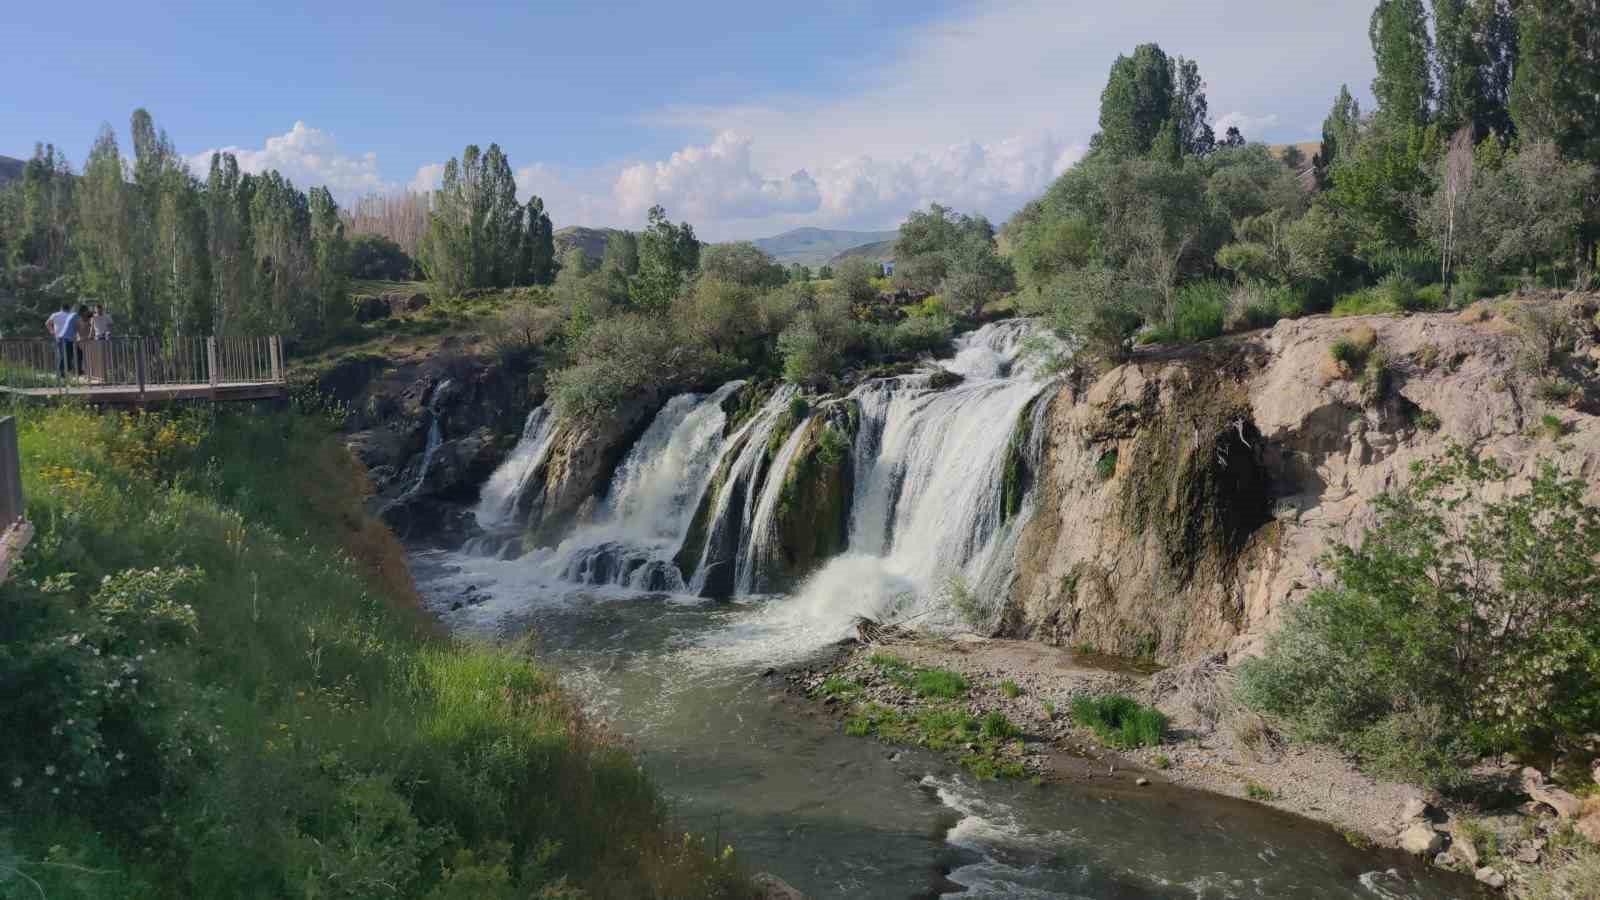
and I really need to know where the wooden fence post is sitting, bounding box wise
[207,337,220,393]
[270,336,283,383]
[0,417,21,529]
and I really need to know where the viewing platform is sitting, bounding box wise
[0,335,287,404]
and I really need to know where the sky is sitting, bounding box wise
[2,0,1379,241]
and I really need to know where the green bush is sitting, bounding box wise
[1171,281,1228,343]
[1069,695,1168,749]
[1238,447,1600,789]
[999,679,1023,698]
[981,711,1021,740]
[1377,273,1419,311]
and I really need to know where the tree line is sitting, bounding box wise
[1006,0,1599,365]
[0,112,560,344]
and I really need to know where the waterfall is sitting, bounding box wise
[773,320,1058,638]
[474,404,557,529]
[684,384,799,597]
[461,320,1059,637]
[542,381,745,592]
[392,379,452,506]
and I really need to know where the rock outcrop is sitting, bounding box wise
[1005,297,1600,662]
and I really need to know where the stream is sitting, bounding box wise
[411,321,1477,898]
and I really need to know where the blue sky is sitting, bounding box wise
[3,0,1379,240]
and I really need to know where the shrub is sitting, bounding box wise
[1537,413,1568,440]
[999,680,1023,699]
[1225,281,1296,332]
[1244,780,1278,802]
[981,711,1021,740]
[1537,377,1579,406]
[1413,410,1441,432]
[1238,447,1600,789]
[1041,266,1143,367]
[778,295,859,385]
[1151,753,1172,770]
[1512,304,1574,375]
[1095,450,1118,481]
[1171,281,1228,343]
[1069,695,1168,749]
[550,313,724,418]
[1377,273,1420,311]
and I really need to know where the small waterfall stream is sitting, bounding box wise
[474,404,557,529]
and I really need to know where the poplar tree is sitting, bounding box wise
[1369,0,1434,125]
[520,194,555,285]
[75,126,137,327]
[1509,0,1600,166]
[1316,85,1363,185]
[1093,44,1177,160]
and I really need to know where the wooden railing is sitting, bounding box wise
[0,336,284,391]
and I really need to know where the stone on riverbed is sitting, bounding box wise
[1399,822,1444,856]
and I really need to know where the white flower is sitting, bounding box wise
[43,765,55,776]
[115,751,125,762]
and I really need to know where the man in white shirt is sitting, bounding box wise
[45,303,79,377]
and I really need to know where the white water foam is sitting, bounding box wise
[474,404,557,528]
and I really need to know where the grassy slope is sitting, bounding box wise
[0,403,750,899]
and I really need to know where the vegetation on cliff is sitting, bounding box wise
[1240,447,1600,792]
[0,404,749,898]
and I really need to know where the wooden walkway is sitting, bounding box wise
[0,335,286,405]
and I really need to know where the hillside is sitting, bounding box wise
[827,238,896,267]
[752,227,897,268]
[553,225,625,264]
[0,154,24,185]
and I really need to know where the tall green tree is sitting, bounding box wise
[631,205,698,312]
[1170,56,1216,157]
[1509,0,1600,167]
[205,153,255,336]
[1370,0,1435,125]
[1093,44,1178,160]
[75,126,137,328]
[1317,85,1363,185]
[519,194,556,285]
[9,143,75,273]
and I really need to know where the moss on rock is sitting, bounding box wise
[764,400,859,591]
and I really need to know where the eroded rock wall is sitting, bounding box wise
[1005,299,1600,663]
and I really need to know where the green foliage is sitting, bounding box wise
[419,143,548,297]
[1238,447,1600,789]
[0,405,748,898]
[999,680,1023,699]
[1091,44,1214,160]
[699,242,787,289]
[348,232,416,281]
[1168,280,1227,343]
[1509,0,1600,167]
[1151,753,1172,770]
[1095,450,1119,481]
[894,204,1013,316]
[1037,265,1144,367]
[1244,780,1279,802]
[1069,695,1169,749]
[913,668,970,700]
[1536,378,1578,406]
[981,711,1021,740]
[1368,0,1434,126]
[631,205,700,313]
[816,676,862,701]
[1414,410,1441,432]
[1537,413,1569,440]
[549,313,725,419]
[778,294,860,386]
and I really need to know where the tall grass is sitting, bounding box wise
[0,403,750,898]
[1069,694,1168,749]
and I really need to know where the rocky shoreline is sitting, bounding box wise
[782,633,1598,896]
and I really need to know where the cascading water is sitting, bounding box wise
[763,319,1056,645]
[543,380,746,591]
[388,378,453,509]
[474,404,557,529]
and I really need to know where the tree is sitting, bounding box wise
[1219,126,1246,148]
[831,256,878,305]
[1093,44,1178,160]
[9,143,75,273]
[75,126,137,329]
[1281,144,1306,170]
[1369,0,1435,126]
[699,242,786,288]
[1316,85,1363,186]
[631,205,698,312]
[519,194,555,285]
[1170,56,1216,157]
[601,231,639,278]
[419,143,529,295]
[1509,0,1600,167]
[1426,127,1478,296]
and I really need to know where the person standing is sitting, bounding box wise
[91,304,113,339]
[45,303,79,377]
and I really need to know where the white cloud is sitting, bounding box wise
[1213,112,1280,139]
[187,122,389,196]
[613,132,821,223]
[408,162,445,194]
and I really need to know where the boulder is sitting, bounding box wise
[1398,822,1444,856]
[381,290,430,315]
[1521,767,1585,819]
[1399,795,1431,822]
[1578,811,1600,846]
[1448,824,1479,868]
[752,872,805,900]
[1473,866,1505,889]
[352,294,391,322]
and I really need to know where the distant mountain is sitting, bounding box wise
[750,227,898,268]
[553,225,626,265]
[0,155,24,186]
[827,239,896,267]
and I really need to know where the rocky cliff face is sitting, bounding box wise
[307,338,539,542]
[1004,295,1600,663]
